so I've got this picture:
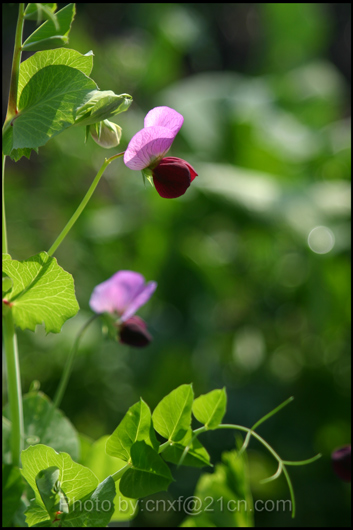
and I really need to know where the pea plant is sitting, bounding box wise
[2,4,321,527]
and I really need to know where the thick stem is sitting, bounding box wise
[47,152,124,257]
[2,153,7,254]
[5,3,25,123]
[2,3,26,470]
[3,310,24,466]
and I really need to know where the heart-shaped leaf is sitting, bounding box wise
[2,252,79,333]
[2,48,96,159]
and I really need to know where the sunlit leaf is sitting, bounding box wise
[106,398,158,462]
[83,435,137,522]
[2,252,79,333]
[192,388,227,429]
[152,384,194,442]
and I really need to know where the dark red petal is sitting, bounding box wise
[183,161,198,182]
[332,445,351,482]
[119,316,152,348]
[152,157,194,198]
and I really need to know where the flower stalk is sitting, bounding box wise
[47,152,124,256]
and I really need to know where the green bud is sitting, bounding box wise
[90,119,122,149]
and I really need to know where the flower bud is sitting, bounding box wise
[152,157,197,199]
[332,445,351,482]
[119,316,152,348]
[90,119,122,149]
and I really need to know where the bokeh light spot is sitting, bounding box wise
[308,226,335,254]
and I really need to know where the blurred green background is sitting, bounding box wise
[2,3,351,527]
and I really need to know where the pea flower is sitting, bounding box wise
[89,271,157,347]
[331,445,351,482]
[124,106,197,198]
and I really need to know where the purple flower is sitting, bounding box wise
[332,445,351,482]
[89,271,157,347]
[124,106,197,199]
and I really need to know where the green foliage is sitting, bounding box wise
[2,47,132,160]
[119,441,174,499]
[181,448,254,527]
[2,2,350,527]
[21,444,116,527]
[3,391,80,463]
[2,464,26,527]
[23,4,76,51]
[83,435,137,521]
[162,428,211,468]
[152,384,194,442]
[35,466,69,520]
[106,398,158,462]
[2,252,79,333]
[192,388,227,430]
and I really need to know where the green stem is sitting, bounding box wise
[47,152,124,257]
[3,310,24,466]
[2,153,7,254]
[2,3,26,470]
[158,441,173,454]
[282,454,322,466]
[217,424,297,517]
[5,3,25,123]
[112,464,130,482]
[53,314,99,409]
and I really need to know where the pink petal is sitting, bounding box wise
[89,271,156,317]
[124,126,176,170]
[121,280,157,322]
[144,107,184,135]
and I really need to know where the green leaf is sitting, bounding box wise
[36,466,69,520]
[152,384,194,442]
[3,48,96,158]
[106,398,159,462]
[74,90,133,127]
[180,447,254,527]
[4,147,38,162]
[23,4,76,51]
[2,464,25,527]
[162,428,211,468]
[192,388,227,430]
[83,435,137,522]
[120,441,174,499]
[3,391,80,462]
[24,4,57,22]
[2,252,79,333]
[21,444,99,527]
[2,275,13,296]
[64,475,115,527]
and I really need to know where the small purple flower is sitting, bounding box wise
[124,106,197,199]
[332,445,351,482]
[89,271,157,347]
